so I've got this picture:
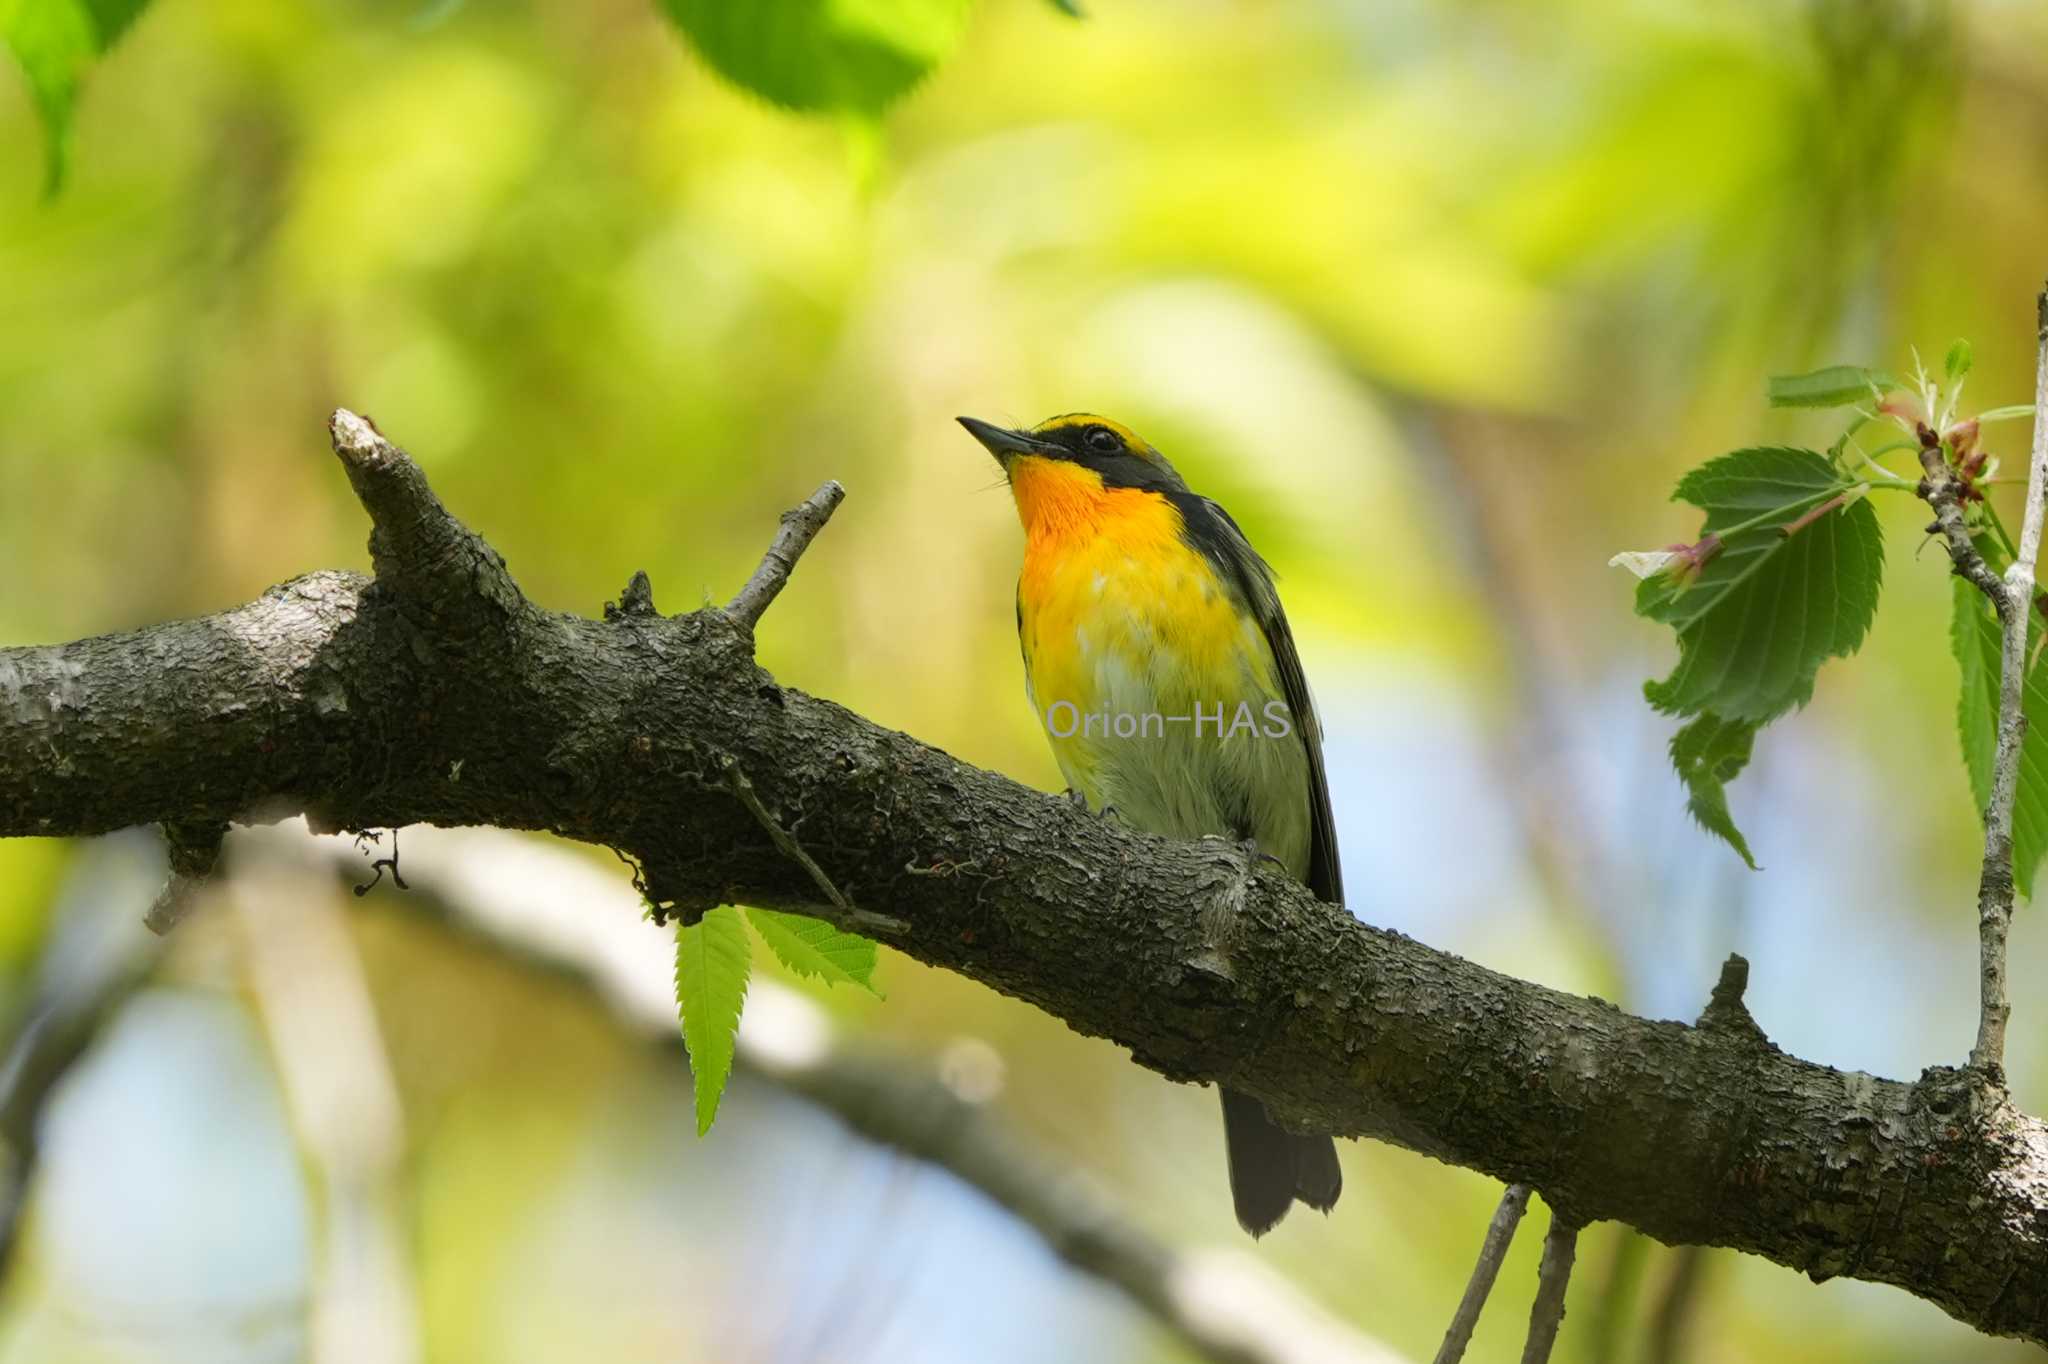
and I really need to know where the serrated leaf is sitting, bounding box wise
[1950,581,2048,899]
[675,906,753,1135]
[1669,712,1759,869]
[1945,339,1973,384]
[2,0,149,193]
[1638,447,1883,722]
[1765,365,1898,409]
[659,0,975,116]
[745,907,881,994]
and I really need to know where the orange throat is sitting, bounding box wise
[1008,457,1189,606]
[1010,455,1128,544]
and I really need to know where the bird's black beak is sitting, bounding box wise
[957,416,1052,464]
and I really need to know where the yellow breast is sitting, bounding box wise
[1011,457,1281,796]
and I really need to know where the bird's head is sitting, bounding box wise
[957,413,1186,533]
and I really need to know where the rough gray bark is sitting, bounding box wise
[5,412,2048,1345]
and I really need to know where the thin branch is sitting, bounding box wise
[1520,1212,1580,1364]
[143,870,204,936]
[726,480,846,630]
[1433,1183,1532,1364]
[720,754,909,937]
[1970,286,2048,1076]
[144,819,225,935]
[328,409,520,617]
[1919,430,2007,603]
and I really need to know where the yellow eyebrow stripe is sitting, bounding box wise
[1030,413,1146,448]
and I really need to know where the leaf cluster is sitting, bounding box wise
[1625,344,2043,891]
[674,905,881,1134]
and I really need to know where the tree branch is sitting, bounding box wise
[1432,1183,1531,1364]
[1519,1213,1579,1364]
[7,413,2048,1342]
[1916,288,2048,1080]
[1917,426,2006,604]
[1970,285,2048,1076]
[725,480,845,630]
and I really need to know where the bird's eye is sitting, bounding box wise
[1084,425,1121,453]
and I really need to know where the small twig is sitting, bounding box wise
[1520,1211,1580,1364]
[144,819,226,935]
[721,755,905,937]
[606,569,659,620]
[1433,1183,1532,1364]
[327,407,520,613]
[1968,285,2048,1077]
[722,755,848,911]
[1695,953,1768,1045]
[1911,290,2048,1081]
[1918,425,2007,605]
[143,874,204,936]
[725,481,846,630]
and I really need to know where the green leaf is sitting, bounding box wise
[1638,448,1883,722]
[659,0,975,116]
[1,0,149,193]
[1950,581,2048,899]
[675,906,753,1135]
[1945,339,1974,385]
[745,907,881,994]
[1633,447,1884,867]
[1046,0,1084,14]
[1765,365,1898,409]
[1669,713,1759,869]
[1976,405,2036,425]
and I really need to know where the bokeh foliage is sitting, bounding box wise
[7,0,2048,1361]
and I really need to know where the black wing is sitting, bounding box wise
[1016,583,1028,669]
[1170,491,1345,906]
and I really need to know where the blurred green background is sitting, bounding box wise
[5,0,2048,1360]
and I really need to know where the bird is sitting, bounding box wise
[959,411,1344,1236]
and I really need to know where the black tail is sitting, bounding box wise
[1219,1087,1342,1237]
